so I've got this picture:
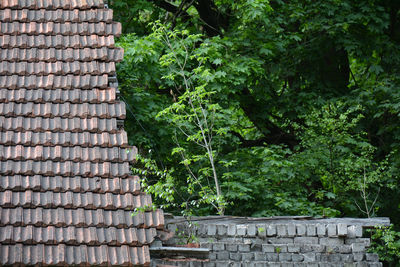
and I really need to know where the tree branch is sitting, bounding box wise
[238,87,299,149]
[231,131,269,148]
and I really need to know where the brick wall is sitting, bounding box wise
[151,216,389,267]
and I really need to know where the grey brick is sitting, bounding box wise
[262,244,275,253]
[227,224,236,236]
[287,224,296,237]
[208,224,217,236]
[367,263,383,267]
[345,238,371,246]
[319,237,344,246]
[265,253,279,261]
[190,262,204,267]
[254,252,266,261]
[167,224,177,232]
[226,244,238,252]
[267,224,277,236]
[224,237,243,243]
[198,237,216,243]
[353,252,365,261]
[292,254,304,262]
[366,253,379,262]
[306,224,317,236]
[200,242,212,249]
[351,243,366,252]
[237,225,247,236]
[278,253,292,261]
[325,245,340,253]
[238,244,250,252]
[204,263,215,267]
[197,224,207,235]
[316,223,326,236]
[213,242,225,251]
[338,223,348,236]
[210,252,217,260]
[302,252,316,262]
[277,224,287,236]
[229,252,241,261]
[281,263,294,267]
[242,252,254,261]
[319,253,329,262]
[327,224,337,236]
[294,236,319,244]
[215,262,229,267]
[250,242,262,251]
[341,254,354,262]
[300,244,325,253]
[217,224,227,236]
[274,244,287,253]
[328,254,341,262]
[347,225,363,238]
[257,224,267,237]
[296,224,306,236]
[243,238,253,245]
[287,244,300,253]
[247,224,256,236]
[339,244,352,253]
[328,264,346,267]
[175,261,190,267]
[217,251,230,260]
[267,237,294,244]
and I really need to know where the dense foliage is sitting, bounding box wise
[369,225,400,266]
[109,0,400,231]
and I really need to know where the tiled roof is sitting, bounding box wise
[0,0,164,266]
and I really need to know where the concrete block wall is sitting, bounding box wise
[152,216,389,267]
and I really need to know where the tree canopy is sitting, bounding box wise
[109,0,400,228]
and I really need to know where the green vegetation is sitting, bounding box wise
[369,225,400,266]
[109,1,400,261]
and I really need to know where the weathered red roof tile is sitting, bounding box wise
[0,160,130,177]
[0,0,105,10]
[0,117,119,132]
[0,207,163,229]
[0,145,135,162]
[0,1,163,265]
[0,34,115,48]
[0,9,114,23]
[0,88,117,104]
[0,226,156,246]
[0,21,122,36]
[0,130,129,147]
[0,61,116,75]
[0,74,108,89]
[0,102,125,118]
[0,47,123,62]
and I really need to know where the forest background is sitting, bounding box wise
[109,0,400,263]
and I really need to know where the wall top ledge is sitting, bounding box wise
[165,214,390,228]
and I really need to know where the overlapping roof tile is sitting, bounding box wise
[0,131,129,147]
[0,102,126,118]
[0,47,124,62]
[0,88,117,104]
[0,34,116,48]
[0,175,142,194]
[0,0,163,266]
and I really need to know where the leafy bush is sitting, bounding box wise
[369,225,400,266]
